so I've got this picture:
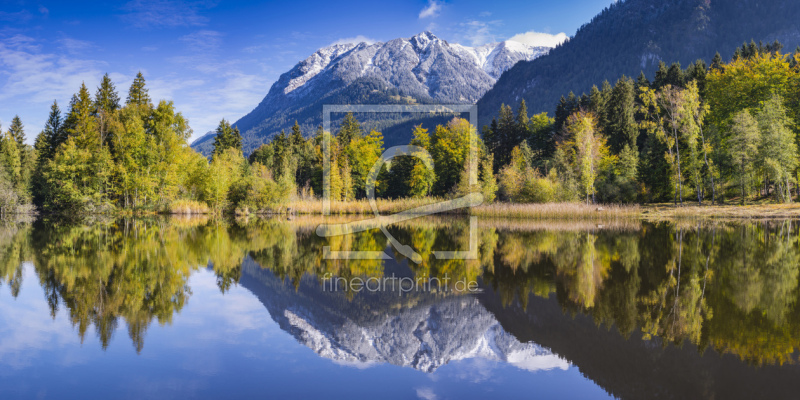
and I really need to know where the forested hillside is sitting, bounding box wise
[478,0,800,125]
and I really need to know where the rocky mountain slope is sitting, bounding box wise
[193,32,550,154]
[238,258,568,372]
[478,0,800,126]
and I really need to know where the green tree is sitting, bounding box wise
[606,76,638,153]
[64,83,99,149]
[95,73,121,114]
[7,115,25,148]
[561,111,607,203]
[406,126,436,198]
[211,119,242,157]
[728,110,760,204]
[756,95,798,202]
[126,72,152,107]
[337,112,362,147]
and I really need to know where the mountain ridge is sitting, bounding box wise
[477,0,800,126]
[192,31,551,154]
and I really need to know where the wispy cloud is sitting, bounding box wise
[419,0,442,19]
[416,387,437,400]
[329,35,377,46]
[508,31,569,48]
[0,10,33,23]
[121,0,214,28]
[459,20,502,46]
[58,37,95,55]
[0,34,103,104]
[180,30,223,52]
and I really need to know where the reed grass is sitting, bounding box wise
[641,203,800,219]
[272,198,641,220]
[470,202,641,220]
[277,197,448,216]
[168,200,210,215]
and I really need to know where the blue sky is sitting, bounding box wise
[0,0,614,143]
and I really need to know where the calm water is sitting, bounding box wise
[1,216,799,399]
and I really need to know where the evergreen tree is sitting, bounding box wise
[710,52,723,70]
[211,119,242,157]
[665,62,684,87]
[7,116,25,148]
[64,83,98,148]
[494,104,516,168]
[606,76,638,153]
[126,72,151,106]
[41,101,64,157]
[95,73,121,114]
[337,112,361,146]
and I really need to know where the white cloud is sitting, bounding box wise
[0,32,269,143]
[0,34,105,138]
[507,31,569,48]
[329,35,377,46]
[419,0,442,19]
[416,387,437,400]
[58,37,95,54]
[180,30,223,53]
[459,20,500,46]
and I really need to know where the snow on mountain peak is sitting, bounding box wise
[281,31,552,98]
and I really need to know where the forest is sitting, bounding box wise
[1,42,799,215]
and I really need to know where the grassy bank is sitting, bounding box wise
[641,203,800,219]
[270,199,800,220]
[87,198,800,220]
[265,199,641,220]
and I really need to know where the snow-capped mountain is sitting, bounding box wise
[238,258,569,373]
[281,297,569,372]
[193,32,551,155]
[280,31,549,101]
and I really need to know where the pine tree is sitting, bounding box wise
[126,72,151,106]
[290,121,304,149]
[495,104,516,168]
[337,113,361,146]
[64,83,98,148]
[40,101,64,161]
[653,61,669,89]
[636,72,650,89]
[7,116,25,148]
[515,99,530,148]
[95,73,121,114]
[211,119,242,157]
[665,62,684,87]
[606,76,638,153]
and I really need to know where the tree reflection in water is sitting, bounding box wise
[0,216,799,366]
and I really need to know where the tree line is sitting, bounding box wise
[3,41,799,215]
[483,41,800,205]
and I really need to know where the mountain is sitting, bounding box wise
[237,257,569,372]
[478,0,800,126]
[192,32,551,155]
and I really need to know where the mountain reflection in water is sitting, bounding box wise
[1,216,799,399]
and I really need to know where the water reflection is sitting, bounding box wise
[1,216,800,398]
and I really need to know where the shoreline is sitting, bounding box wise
[10,200,800,221]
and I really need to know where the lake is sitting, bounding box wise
[1,216,799,399]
